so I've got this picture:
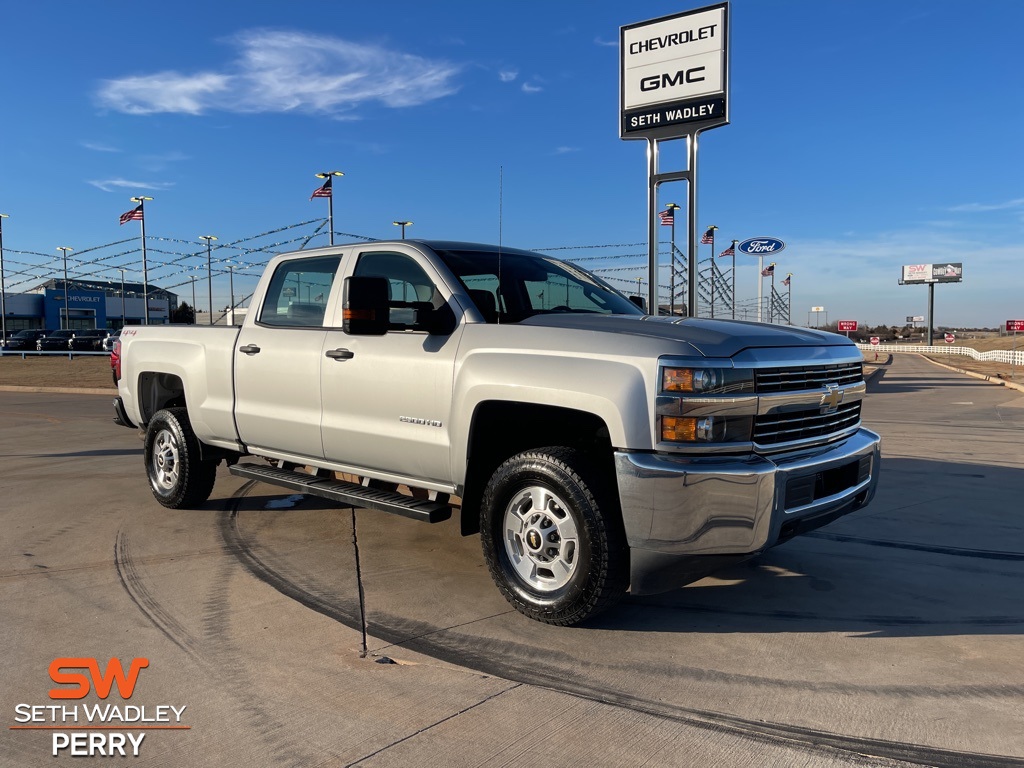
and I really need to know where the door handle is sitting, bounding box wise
[239,344,261,355]
[325,348,354,360]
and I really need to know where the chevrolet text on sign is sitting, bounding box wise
[621,3,728,138]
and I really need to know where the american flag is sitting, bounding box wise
[718,244,735,258]
[658,209,674,226]
[700,227,715,244]
[782,275,791,287]
[310,177,332,200]
[119,205,143,226]
[761,264,775,277]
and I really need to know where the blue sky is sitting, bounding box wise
[1,0,1021,327]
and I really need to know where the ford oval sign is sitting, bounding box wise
[738,237,786,255]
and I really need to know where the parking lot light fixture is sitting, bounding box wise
[0,214,9,343]
[392,220,413,239]
[57,246,74,329]
[199,236,218,325]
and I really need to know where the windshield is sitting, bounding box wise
[434,248,643,323]
[50,331,75,338]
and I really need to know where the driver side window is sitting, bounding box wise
[354,251,442,326]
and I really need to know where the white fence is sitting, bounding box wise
[856,343,1024,365]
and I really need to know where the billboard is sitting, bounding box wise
[900,263,963,284]
[837,321,857,331]
[906,315,925,323]
[620,3,728,139]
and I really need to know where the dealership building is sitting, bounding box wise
[2,279,178,331]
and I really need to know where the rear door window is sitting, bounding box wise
[258,256,340,327]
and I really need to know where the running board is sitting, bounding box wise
[229,463,452,523]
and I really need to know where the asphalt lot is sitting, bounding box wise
[2,353,1023,767]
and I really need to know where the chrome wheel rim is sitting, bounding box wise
[151,428,180,495]
[503,485,579,592]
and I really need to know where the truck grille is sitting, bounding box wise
[755,363,862,393]
[754,402,861,446]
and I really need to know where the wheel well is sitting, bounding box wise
[138,372,187,425]
[460,401,615,536]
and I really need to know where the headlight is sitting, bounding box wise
[658,364,756,445]
[662,367,753,395]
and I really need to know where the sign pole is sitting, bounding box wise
[687,133,699,318]
[927,285,936,345]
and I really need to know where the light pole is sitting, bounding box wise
[228,267,235,324]
[57,247,73,329]
[116,268,127,328]
[314,171,344,245]
[392,220,413,239]
[199,236,217,325]
[189,274,197,323]
[0,213,8,344]
[768,262,777,323]
[130,196,153,324]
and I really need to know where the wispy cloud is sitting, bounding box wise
[521,82,543,94]
[554,146,579,155]
[946,198,1024,213]
[136,151,190,172]
[499,70,518,83]
[96,29,460,116]
[81,141,121,153]
[594,37,618,47]
[87,179,176,193]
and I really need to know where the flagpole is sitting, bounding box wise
[731,240,737,320]
[709,227,715,319]
[131,196,153,325]
[200,236,217,325]
[315,171,344,246]
[757,255,763,323]
[786,273,793,325]
[769,262,776,323]
[665,203,680,316]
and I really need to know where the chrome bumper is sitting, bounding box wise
[615,428,881,594]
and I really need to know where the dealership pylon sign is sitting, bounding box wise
[621,3,730,320]
[621,3,729,138]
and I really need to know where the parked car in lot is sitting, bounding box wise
[69,329,111,351]
[102,330,121,352]
[36,329,77,351]
[2,329,53,351]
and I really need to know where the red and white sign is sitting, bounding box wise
[944,333,956,344]
[837,320,858,331]
[869,337,880,346]
[1007,320,1024,332]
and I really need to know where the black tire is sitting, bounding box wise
[144,407,218,509]
[480,447,629,626]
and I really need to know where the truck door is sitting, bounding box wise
[320,249,463,485]
[234,255,339,459]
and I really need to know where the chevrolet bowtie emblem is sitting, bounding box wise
[820,383,844,414]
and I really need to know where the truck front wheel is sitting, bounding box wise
[480,447,628,625]
[144,408,218,509]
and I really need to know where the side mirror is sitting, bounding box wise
[343,276,390,335]
[629,295,647,312]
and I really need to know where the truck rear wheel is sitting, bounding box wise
[480,447,628,626]
[144,408,218,509]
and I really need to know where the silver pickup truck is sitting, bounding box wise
[113,240,880,625]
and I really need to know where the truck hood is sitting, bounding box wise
[519,315,853,358]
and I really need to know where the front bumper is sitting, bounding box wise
[615,427,881,594]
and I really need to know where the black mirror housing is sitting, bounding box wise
[343,276,390,335]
